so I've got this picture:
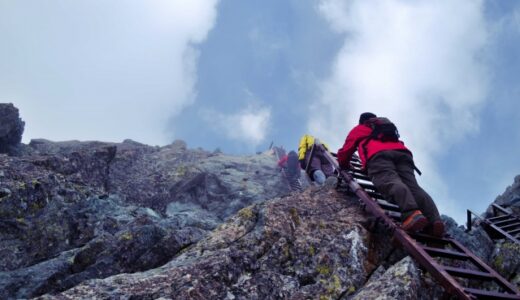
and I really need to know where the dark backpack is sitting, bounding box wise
[361,117,400,163]
[361,118,422,175]
[364,117,400,142]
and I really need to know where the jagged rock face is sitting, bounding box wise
[0,103,25,155]
[0,195,206,299]
[40,188,390,299]
[464,175,520,292]
[107,139,287,220]
[351,257,421,300]
[490,241,520,286]
[443,215,495,263]
[486,175,520,216]
[0,139,289,299]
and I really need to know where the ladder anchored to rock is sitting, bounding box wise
[467,204,520,245]
[317,146,520,300]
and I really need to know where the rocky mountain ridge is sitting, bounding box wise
[1,103,520,299]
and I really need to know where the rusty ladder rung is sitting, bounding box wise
[500,222,520,230]
[507,228,520,235]
[411,232,453,245]
[464,288,520,300]
[477,204,520,245]
[442,266,495,281]
[376,199,400,211]
[317,146,520,299]
[349,170,370,179]
[357,181,375,190]
[365,190,385,199]
[422,246,470,260]
[493,218,518,226]
[489,215,512,221]
[385,210,401,220]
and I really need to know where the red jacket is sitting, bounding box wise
[277,155,288,168]
[337,124,410,169]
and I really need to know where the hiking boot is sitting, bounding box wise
[429,220,445,238]
[401,210,428,233]
[324,176,338,187]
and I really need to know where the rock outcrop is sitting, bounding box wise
[2,104,520,299]
[0,103,25,155]
[351,257,421,300]
[474,176,520,290]
[486,175,520,217]
[40,187,390,299]
[0,137,289,299]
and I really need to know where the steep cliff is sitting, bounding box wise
[0,136,289,299]
[1,103,520,299]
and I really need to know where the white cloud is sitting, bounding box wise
[203,104,271,146]
[0,0,220,145]
[314,0,489,218]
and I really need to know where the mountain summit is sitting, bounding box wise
[1,103,519,299]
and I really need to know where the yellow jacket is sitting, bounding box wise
[298,134,329,160]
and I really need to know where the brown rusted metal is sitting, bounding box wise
[318,145,520,300]
[463,288,520,300]
[468,204,520,245]
[493,204,512,215]
[450,238,520,295]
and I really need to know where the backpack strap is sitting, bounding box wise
[304,143,316,174]
[413,164,422,176]
[360,136,372,167]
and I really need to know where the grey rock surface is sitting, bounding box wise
[40,187,385,299]
[351,256,421,300]
[0,103,25,155]
[486,175,520,217]
[444,215,494,263]
[2,104,519,299]
[0,137,290,299]
[490,241,520,287]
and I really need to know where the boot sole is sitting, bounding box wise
[431,222,445,237]
[402,217,428,233]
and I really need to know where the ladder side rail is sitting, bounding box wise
[304,144,316,175]
[320,147,473,300]
[321,149,397,230]
[449,238,520,295]
[393,231,473,299]
[482,202,520,244]
[466,210,484,233]
[488,223,520,245]
[492,204,512,215]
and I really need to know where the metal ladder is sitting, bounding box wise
[467,204,520,245]
[318,146,520,299]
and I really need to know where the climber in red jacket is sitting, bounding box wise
[337,112,444,237]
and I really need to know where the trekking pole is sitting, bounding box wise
[304,144,316,175]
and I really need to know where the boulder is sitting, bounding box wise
[0,139,291,298]
[0,103,25,155]
[40,187,386,299]
[351,256,421,300]
[490,241,520,284]
[0,194,207,299]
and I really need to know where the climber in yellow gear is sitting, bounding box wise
[298,134,335,185]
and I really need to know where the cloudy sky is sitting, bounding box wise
[1,0,520,224]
